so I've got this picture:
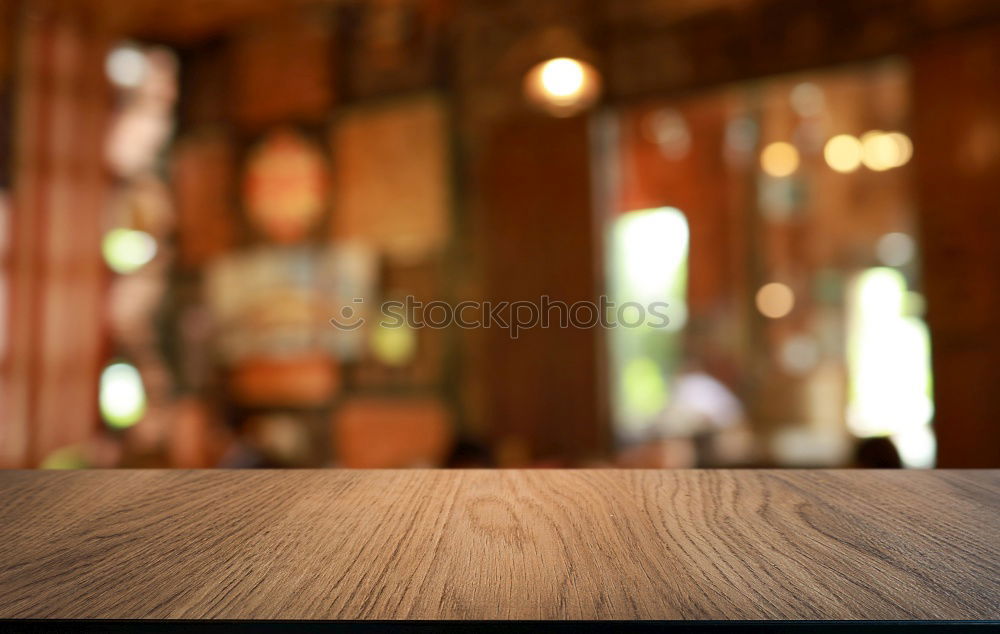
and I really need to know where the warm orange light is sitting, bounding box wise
[524,57,601,117]
[756,283,795,319]
[824,134,863,173]
[860,130,912,171]
[860,131,897,171]
[760,142,799,177]
[541,58,584,99]
[885,131,913,167]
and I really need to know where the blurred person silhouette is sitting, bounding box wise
[853,436,903,468]
[659,317,758,467]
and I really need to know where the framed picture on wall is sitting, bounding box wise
[329,94,450,262]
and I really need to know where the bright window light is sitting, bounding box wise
[847,267,935,467]
[608,208,689,437]
[616,208,689,302]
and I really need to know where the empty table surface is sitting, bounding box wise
[0,469,997,621]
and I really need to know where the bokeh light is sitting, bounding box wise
[780,334,821,375]
[541,58,584,99]
[371,323,417,367]
[760,142,800,177]
[102,228,157,274]
[790,82,825,118]
[860,130,912,171]
[823,134,863,173]
[860,131,893,171]
[886,131,913,167]
[105,44,146,88]
[524,57,601,117]
[99,362,147,429]
[724,116,757,162]
[876,232,916,267]
[644,108,691,160]
[756,282,795,318]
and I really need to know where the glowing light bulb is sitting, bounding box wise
[540,58,585,99]
[524,57,600,116]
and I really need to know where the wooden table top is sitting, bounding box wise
[0,469,997,621]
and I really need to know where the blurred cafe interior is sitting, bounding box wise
[1,0,999,470]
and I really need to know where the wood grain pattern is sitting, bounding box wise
[0,470,997,620]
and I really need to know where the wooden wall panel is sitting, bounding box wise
[330,96,450,260]
[478,114,608,464]
[912,24,1000,467]
[171,132,235,269]
[228,12,335,129]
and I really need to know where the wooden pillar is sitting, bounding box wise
[478,113,609,464]
[1,2,109,466]
[912,24,1000,467]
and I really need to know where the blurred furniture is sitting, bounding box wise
[0,470,996,622]
[332,396,452,468]
[228,355,339,407]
